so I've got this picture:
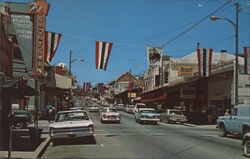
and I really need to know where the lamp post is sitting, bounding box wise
[69,50,84,77]
[210,2,239,105]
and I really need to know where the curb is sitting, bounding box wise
[34,136,51,159]
[183,123,197,127]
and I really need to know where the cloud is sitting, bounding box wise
[198,4,203,8]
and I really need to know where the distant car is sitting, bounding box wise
[133,103,146,114]
[100,107,121,123]
[116,104,125,111]
[49,110,94,144]
[124,105,135,114]
[159,109,187,124]
[12,109,32,129]
[70,107,84,111]
[134,108,159,124]
[89,105,99,112]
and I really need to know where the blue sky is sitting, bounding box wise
[2,0,250,85]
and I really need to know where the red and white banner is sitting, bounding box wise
[96,41,113,71]
[45,31,62,63]
[197,48,213,77]
[244,47,250,74]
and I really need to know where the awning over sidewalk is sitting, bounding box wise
[0,80,38,97]
[46,73,72,89]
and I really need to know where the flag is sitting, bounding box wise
[197,48,213,77]
[96,41,113,70]
[45,31,62,63]
[244,47,250,74]
[146,47,163,68]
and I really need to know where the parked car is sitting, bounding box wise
[89,105,99,112]
[242,132,250,157]
[49,110,94,144]
[100,107,121,123]
[134,108,159,124]
[124,105,135,114]
[159,109,187,124]
[133,103,146,114]
[12,109,32,129]
[217,104,250,137]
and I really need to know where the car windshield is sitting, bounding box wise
[56,111,89,122]
[140,109,155,113]
[102,108,117,112]
[169,110,183,115]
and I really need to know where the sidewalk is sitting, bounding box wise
[0,120,51,159]
[183,123,217,130]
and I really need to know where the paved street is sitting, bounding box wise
[41,105,247,159]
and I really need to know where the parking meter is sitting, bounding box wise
[8,112,14,159]
[8,112,14,127]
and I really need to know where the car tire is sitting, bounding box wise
[218,125,227,137]
[244,138,250,157]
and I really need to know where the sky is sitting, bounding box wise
[2,0,250,85]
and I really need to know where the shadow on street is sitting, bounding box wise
[52,136,96,146]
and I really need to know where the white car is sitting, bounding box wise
[134,108,160,124]
[89,105,99,112]
[49,110,94,143]
[100,107,121,123]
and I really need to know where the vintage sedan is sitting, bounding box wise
[12,109,32,129]
[100,107,121,123]
[159,109,187,124]
[89,105,99,112]
[134,108,160,124]
[49,110,94,143]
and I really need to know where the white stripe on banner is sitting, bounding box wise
[98,41,103,69]
[53,34,59,51]
[47,32,52,62]
[103,43,110,70]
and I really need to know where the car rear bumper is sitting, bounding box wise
[50,130,94,139]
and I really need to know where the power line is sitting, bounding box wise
[160,0,231,49]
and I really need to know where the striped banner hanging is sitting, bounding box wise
[45,31,62,63]
[197,48,213,78]
[244,47,250,74]
[96,41,113,71]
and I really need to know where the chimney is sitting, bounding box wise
[220,50,227,63]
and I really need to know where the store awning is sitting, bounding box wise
[46,74,72,89]
[0,80,38,97]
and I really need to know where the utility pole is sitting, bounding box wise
[69,50,72,77]
[235,1,239,105]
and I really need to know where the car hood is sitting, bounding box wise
[141,113,159,116]
[101,112,120,116]
[50,120,93,128]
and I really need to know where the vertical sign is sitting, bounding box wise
[29,1,49,76]
[146,47,163,68]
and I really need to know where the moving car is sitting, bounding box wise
[49,110,94,144]
[116,103,125,111]
[217,104,250,137]
[134,108,159,124]
[12,109,32,129]
[124,105,135,114]
[159,109,187,124]
[100,107,121,123]
[89,105,99,112]
[133,103,146,114]
[69,106,84,111]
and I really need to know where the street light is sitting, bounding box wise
[210,2,239,105]
[69,50,84,77]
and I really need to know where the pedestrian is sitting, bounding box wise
[224,109,230,116]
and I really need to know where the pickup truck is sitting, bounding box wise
[217,104,250,137]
